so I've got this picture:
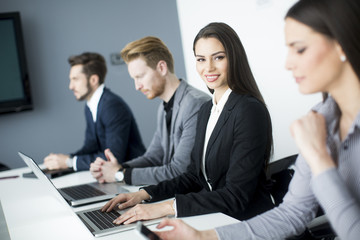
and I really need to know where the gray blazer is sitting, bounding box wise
[123,80,210,185]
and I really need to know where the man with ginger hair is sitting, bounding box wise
[90,37,210,185]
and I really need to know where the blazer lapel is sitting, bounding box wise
[162,113,170,161]
[85,105,96,137]
[205,92,237,160]
[170,80,187,133]
[167,80,187,159]
[96,88,107,121]
[92,88,107,144]
[197,102,212,168]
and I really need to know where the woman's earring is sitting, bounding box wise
[340,55,347,62]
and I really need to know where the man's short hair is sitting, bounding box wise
[121,36,175,73]
[68,52,107,84]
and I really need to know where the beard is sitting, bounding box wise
[146,77,166,99]
[77,81,93,101]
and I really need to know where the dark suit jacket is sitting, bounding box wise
[144,92,274,220]
[72,88,146,171]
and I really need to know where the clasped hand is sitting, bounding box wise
[44,153,69,170]
[90,148,121,183]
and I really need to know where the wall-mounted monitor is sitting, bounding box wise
[0,11,32,115]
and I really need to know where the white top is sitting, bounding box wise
[86,84,105,122]
[202,88,232,190]
[174,88,232,215]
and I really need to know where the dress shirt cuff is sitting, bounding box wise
[72,156,78,171]
[173,199,178,217]
[124,167,133,185]
[66,157,73,168]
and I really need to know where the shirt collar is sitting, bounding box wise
[87,84,105,122]
[211,88,232,113]
[314,96,360,136]
[163,90,176,113]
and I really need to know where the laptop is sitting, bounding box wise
[18,151,162,237]
[0,200,11,240]
[22,167,74,179]
[18,152,129,207]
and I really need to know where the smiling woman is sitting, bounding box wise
[101,22,274,225]
[195,38,228,102]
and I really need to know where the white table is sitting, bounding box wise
[0,166,239,239]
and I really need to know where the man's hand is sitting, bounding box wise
[90,158,106,182]
[102,149,122,182]
[90,149,122,183]
[44,153,69,170]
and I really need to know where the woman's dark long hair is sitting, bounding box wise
[193,22,273,166]
[286,0,360,101]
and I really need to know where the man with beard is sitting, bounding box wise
[44,52,145,171]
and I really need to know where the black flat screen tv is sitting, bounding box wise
[0,11,32,114]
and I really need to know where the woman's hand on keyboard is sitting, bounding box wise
[113,199,175,225]
[101,189,150,212]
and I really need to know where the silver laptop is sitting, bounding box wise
[18,151,161,237]
[18,152,128,207]
[0,200,11,240]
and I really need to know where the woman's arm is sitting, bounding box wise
[292,111,360,240]
[155,218,218,240]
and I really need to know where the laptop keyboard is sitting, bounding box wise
[61,184,105,200]
[84,209,121,230]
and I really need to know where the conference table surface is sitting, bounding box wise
[0,164,239,239]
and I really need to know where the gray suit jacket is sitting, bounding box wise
[123,80,210,185]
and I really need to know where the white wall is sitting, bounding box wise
[176,0,322,161]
